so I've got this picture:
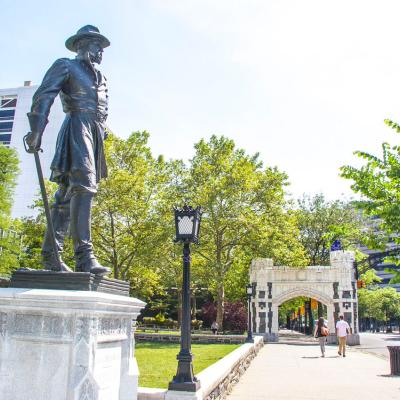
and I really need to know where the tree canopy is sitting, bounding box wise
[358,287,400,323]
[186,135,307,326]
[6,133,310,328]
[340,119,400,280]
[295,193,367,265]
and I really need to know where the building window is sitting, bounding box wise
[0,122,13,132]
[0,133,12,145]
[0,110,15,120]
[1,98,17,108]
[0,96,17,147]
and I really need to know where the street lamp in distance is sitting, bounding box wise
[168,205,202,392]
[246,284,254,343]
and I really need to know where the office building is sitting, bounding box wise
[0,82,64,218]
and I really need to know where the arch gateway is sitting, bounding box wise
[249,250,360,345]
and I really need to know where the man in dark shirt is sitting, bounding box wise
[25,25,111,276]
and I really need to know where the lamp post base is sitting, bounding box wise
[168,352,201,392]
[246,335,254,343]
[168,381,201,392]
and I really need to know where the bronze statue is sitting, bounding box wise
[25,25,111,276]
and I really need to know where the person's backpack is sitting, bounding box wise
[321,326,329,336]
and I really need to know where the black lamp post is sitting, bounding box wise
[246,284,254,343]
[168,205,202,392]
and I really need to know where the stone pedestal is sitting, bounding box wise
[326,333,360,345]
[0,288,145,400]
[263,333,278,342]
[346,333,360,346]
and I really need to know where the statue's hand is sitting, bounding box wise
[24,131,42,153]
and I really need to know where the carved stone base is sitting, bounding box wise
[0,288,145,400]
[10,270,129,296]
[324,333,360,345]
[347,333,360,346]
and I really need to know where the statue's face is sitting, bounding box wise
[86,40,104,64]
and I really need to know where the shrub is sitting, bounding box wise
[142,317,157,326]
[154,312,166,324]
[191,319,203,330]
[140,316,178,329]
[223,301,247,332]
[164,318,178,329]
[201,300,247,332]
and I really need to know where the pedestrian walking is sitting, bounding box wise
[336,315,350,357]
[314,317,329,357]
[211,321,219,335]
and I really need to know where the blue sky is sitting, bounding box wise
[3,0,400,200]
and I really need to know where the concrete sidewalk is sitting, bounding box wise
[227,343,400,400]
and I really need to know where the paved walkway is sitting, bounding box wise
[357,332,400,359]
[227,342,400,400]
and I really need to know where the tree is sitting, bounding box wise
[0,144,20,275]
[295,194,367,265]
[18,216,45,270]
[357,288,373,321]
[341,120,400,280]
[372,287,400,325]
[91,131,169,300]
[92,131,205,323]
[0,144,19,216]
[359,287,400,329]
[186,135,307,327]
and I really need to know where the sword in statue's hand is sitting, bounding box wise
[23,132,64,272]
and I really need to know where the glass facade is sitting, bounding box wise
[0,95,17,146]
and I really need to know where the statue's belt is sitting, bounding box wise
[67,109,107,123]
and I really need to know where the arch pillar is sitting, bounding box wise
[266,304,279,342]
[326,303,336,344]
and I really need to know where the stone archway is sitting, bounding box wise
[249,250,360,344]
[273,287,335,341]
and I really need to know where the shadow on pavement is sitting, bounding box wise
[280,343,316,346]
[301,356,340,359]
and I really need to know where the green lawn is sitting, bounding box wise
[136,342,240,388]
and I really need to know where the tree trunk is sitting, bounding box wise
[307,299,314,333]
[304,301,308,335]
[216,284,224,330]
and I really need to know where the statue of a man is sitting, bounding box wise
[25,25,111,276]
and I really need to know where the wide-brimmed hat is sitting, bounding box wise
[65,25,110,52]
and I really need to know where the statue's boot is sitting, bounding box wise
[42,204,73,272]
[70,191,111,276]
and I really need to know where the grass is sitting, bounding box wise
[136,342,240,388]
